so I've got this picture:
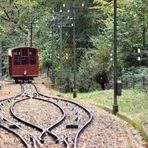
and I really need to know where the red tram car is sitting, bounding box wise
[8,47,39,83]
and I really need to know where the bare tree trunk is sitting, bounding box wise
[28,25,32,47]
[0,42,2,80]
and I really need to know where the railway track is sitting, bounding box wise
[0,83,93,148]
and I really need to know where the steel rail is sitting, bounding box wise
[0,84,30,147]
[10,97,66,131]
[0,124,29,148]
[34,97,66,129]
[10,98,43,131]
[0,114,43,148]
[10,96,67,146]
[0,84,43,147]
[34,97,67,146]
[0,83,23,103]
[0,83,45,147]
[0,83,92,148]
[33,84,93,148]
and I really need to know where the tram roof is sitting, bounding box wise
[8,46,38,56]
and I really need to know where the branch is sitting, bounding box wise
[3,9,11,20]
[0,16,10,21]
[18,26,28,35]
[13,2,20,16]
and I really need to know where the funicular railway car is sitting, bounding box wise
[8,47,39,83]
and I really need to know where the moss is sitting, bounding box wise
[117,112,148,142]
[95,103,148,142]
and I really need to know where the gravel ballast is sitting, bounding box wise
[0,82,146,147]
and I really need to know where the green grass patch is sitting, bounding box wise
[50,88,148,142]
[50,88,148,128]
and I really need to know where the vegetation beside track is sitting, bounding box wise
[76,89,148,126]
[49,88,148,135]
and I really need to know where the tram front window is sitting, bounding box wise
[14,49,20,65]
[21,48,28,65]
[29,49,36,64]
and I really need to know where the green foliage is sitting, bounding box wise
[77,36,111,91]
[0,0,148,90]
[60,67,73,92]
[77,48,98,91]
[122,66,148,79]
[40,50,51,76]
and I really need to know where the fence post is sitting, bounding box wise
[133,78,135,89]
[125,78,128,89]
[142,76,145,89]
[0,84,1,90]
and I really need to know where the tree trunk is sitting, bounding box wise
[0,42,2,79]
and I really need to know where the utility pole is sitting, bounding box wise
[29,0,32,47]
[52,5,74,90]
[113,0,118,114]
[70,1,84,98]
[51,25,55,88]
[0,42,2,80]
[30,22,33,47]
[143,15,146,48]
[51,8,64,89]
[72,2,77,98]
[59,9,63,89]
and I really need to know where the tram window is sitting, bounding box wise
[21,48,28,65]
[30,57,36,64]
[14,56,20,65]
[22,57,28,64]
[29,49,36,64]
[29,49,36,56]
[14,49,20,56]
[22,48,28,56]
[14,49,20,65]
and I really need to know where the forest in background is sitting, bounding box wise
[0,0,148,91]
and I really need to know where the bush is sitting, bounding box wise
[121,66,148,89]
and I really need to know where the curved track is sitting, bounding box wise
[0,83,93,148]
[0,124,29,148]
[34,84,93,148]
[32,84,93,147]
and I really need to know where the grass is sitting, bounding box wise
[118,89,148,125]
[36,77,148,141]
[50,88,148,127]
[49,88,148,142]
